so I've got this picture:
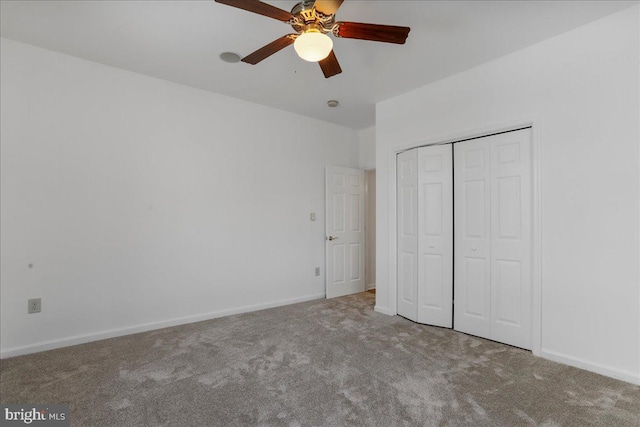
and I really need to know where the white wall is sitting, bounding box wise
[360,126,376,290]
[0,38,359,357]
[364,170,376,289]
[358,126,376,170]
[375,6,640,384]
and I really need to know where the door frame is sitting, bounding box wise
[383,117,543,356]
[364,169,377,291]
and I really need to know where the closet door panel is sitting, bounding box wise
[417,145,453,327]
[490,130,532,350]
[454,140,492,340]
[397,149,418,321]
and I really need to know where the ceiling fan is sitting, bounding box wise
[215,0,410,78]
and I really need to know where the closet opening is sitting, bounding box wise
[396,126,536,351]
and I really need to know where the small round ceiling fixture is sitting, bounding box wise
[219,52,241,63]
[327,100,339,108]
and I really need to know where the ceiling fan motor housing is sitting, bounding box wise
[290,1,335,34]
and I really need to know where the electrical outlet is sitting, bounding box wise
[28,298,41,314]
[315,267,320,276]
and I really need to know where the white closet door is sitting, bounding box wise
[454,129,532,350]
[489,130,532,349]
[454,140,492,339]
[417,145,453,327]
[397,149,418,321]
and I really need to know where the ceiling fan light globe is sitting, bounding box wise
[294,32,333,62]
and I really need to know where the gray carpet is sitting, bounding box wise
[1,292,639,426]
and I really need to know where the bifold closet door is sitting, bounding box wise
[454,129,532,350]
[397,145,453,326]
[417,145,453,327]
[453,139,492,339]
[397,149,418,321]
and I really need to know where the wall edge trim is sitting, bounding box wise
[374,305,394,316]
[540,349,640,385]
[0,293,325,359]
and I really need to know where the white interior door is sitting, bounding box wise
[489,130,532,349]
[396,150,418,321]
[325,166,365,299]
[454,129,532,349]
[417,145,453,327]
[454,140,492,339]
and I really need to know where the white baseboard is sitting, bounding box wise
[0,293,325,359]
[366,283,376,290]
[540,349,640,386]
[374,305,395,316]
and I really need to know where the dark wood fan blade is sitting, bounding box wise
[314,0,344,16]
[215,0,293,22]
[333,22,410,44]
[241,35,296,64]
[319,50,342,78]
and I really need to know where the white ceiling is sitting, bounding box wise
[1,0,636,130]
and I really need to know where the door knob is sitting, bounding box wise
[472,246,477,251]
[327,236,339,241]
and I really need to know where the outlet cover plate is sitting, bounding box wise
[28,298,41,314]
